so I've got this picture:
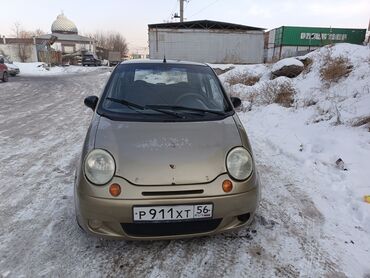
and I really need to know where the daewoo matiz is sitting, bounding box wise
[74,60,260,240]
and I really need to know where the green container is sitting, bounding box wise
[274,26,366,47]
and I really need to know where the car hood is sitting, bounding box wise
[5,63,18,70]
[94,116,241,185]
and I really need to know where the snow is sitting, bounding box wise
[271,57,304,72]
[220,43,370,277]
[208,63,235,70]
[224,43,370,126]
[0,43,369,277]
[13,62,108,76]
[239,105,370,275]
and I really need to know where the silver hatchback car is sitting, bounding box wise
[74,60,260,240]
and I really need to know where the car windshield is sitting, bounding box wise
[100,63,232,121]
[1,57,11,63]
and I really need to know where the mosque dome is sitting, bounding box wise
[51,13,78,34]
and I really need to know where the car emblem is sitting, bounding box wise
[169,164,175,169]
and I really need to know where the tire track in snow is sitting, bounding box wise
[249,122,347,277]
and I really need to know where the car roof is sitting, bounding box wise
[120,59,208,67]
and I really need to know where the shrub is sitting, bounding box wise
[225,73,260,86]
[302,98,317,107]
[231,79,295,108]
[275,87,295,107]
[353,116,370,127]
[300,57,313,74]
[320,53,352,84]
[257,80,295,107]
[225,76,295,109]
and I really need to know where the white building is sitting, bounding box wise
[0,13,95,63]
[148,20,265,64]
[37,13,95,54]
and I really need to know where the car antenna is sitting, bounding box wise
[163,55,167,63]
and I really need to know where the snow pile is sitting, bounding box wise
[294,44,370,126]
[14,62,107,76]
[271,57,304,72]
[208,63,235,70]
[219,43,370,277]
[223,43,370,127]
[218,63,271,82]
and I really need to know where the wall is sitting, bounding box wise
[270,26,366,47]
[0,42,38,62]
[149,28,264,64]
[265,45,319,62]
[279,26,366,46]
[0,36,95,63]
[264,26,366,62]
[52,42,94,53]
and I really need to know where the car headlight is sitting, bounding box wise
[226,147,253,181]
[84,149,115,185]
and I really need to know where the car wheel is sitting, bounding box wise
[75,216,85,231]
[2,72,8,82]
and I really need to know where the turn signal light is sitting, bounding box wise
[109,183,121,197]
[222,180,233,193]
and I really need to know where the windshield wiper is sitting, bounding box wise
[106,97,185,118]
[146,105,226,116]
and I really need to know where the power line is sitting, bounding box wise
[188,0,221,18]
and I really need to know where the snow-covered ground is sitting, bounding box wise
[218,43,370,276]
[13,62,109,76]
[0,44,369,277]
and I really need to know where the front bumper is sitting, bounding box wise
[82,60,97,66]
[8,68,19,75]
[75,174,260,240]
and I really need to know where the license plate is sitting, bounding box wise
[133,204,213,222]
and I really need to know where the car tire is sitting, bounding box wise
[75,216,85,232]
[2,72,8,82]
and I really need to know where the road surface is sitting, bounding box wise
[0,71,357,277]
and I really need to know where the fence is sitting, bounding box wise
[37,51,62,65]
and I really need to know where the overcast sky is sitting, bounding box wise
[1,0,369,53]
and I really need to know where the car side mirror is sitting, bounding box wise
[230,97,242,108]
[84,96,99,111]
[0,58,4,64]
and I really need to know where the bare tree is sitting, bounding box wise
[12,22,32,62]
[31,28,45,37]
[91,31,128,57]
[11,22,46,62]
[12,22,21,38]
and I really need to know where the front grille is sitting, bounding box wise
[121,219,222,237]
[141,189,204,196]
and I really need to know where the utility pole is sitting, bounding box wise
[173,0,187,22]
[180,0,184,22]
